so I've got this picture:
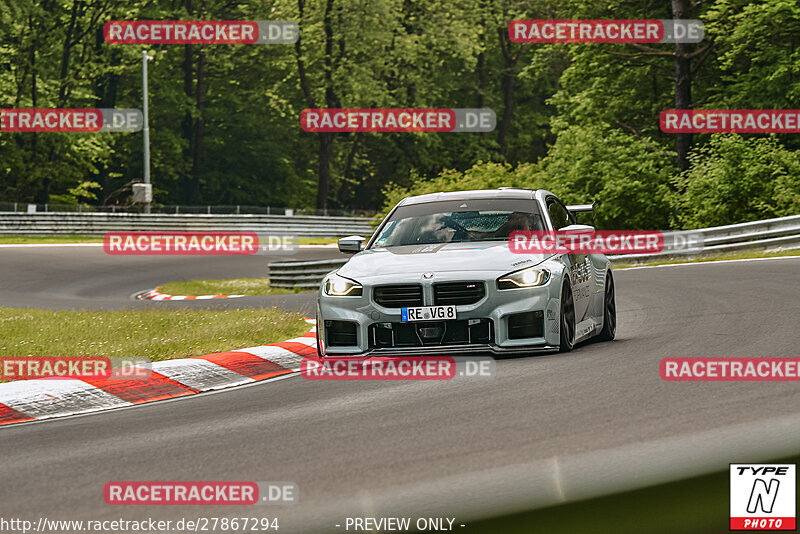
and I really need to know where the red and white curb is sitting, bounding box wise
[0,318,317,427]
[138,289,245,300]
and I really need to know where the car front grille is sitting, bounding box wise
[373,284,423,308]
[433,281,485,305]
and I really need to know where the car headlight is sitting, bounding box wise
[324,273,363,296]
[497,267,550,290]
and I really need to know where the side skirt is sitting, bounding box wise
[574,317,600,344]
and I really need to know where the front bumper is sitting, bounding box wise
[318,271,562,356]
[361,344,559,357]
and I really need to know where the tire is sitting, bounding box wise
[559,279,575,353]
[596,272,616,342]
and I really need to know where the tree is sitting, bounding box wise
[676,134,800,228]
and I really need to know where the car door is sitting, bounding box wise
[546,196,592,322]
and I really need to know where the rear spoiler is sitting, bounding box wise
[566,203,594,215]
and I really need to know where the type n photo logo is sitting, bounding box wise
[730,464,796,530]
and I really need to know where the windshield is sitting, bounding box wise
[371,198,545,248]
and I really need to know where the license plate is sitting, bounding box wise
[401,305,456,322]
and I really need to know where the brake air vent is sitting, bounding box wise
[326,320,357,346]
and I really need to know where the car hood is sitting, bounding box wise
[337,242,550,279]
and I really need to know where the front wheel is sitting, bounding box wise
[559,279,575,352]
[596,272,616,342]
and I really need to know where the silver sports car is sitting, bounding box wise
[316,188,616,357]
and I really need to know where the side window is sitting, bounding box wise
[547,199,573,230]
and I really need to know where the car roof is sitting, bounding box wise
[399,188,540,206]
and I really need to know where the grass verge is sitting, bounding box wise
[614,248,800,269]
[298,234,373,245]
[298,236,339,245]
[157,278,311,296]
[0,306,308,361]
[0,235,102,244]
[466,453,800,534]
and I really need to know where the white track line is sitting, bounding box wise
[2,371,301,429]
[152,359,254,391]
[619,254,800,271]
[0,243,104,247]
[0,380,132,420]
[232,345,305,368]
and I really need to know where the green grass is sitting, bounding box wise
[298,236,339,245]
[0,235,103,244]
[467,453,800,534]
[158,278,311,296]
[298,234,373,245]
[0,307,309,361]
[614,248,800,269]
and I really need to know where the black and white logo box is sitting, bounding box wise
[730,464,796,531]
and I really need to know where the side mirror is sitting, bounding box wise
[338,236,366,254]
[560,224,595,234]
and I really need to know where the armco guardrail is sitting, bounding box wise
[609,213,800,264]
[0,201,377,217]
[268,214,800,288]
[0,212,376,237]
[269,258,348,288]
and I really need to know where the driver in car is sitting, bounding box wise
[493,211,536,238]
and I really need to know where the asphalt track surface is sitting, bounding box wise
[1,250,800,533]
[0,245,336,312]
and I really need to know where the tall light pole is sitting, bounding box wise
[142,50,153,213]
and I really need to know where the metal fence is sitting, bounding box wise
[608,213,800,263]
[0,202,378,218]
[269,259,349,289]
[0,212,377,237]
[268,214,800,288]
